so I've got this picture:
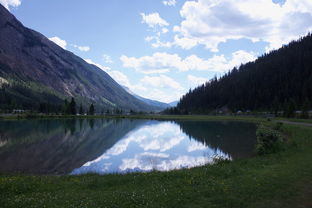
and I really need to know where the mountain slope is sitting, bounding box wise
[122,86,170,111]
[168,101,178,107]
[0,4,155,112]
[172,34,312,114]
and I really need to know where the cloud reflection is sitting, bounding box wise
[72,121,230,175]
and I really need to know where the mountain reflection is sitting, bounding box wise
[0,119,146,175]
[0,119,256,175]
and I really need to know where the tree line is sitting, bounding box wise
[167,33,312,118]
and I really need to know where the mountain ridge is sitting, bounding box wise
[122,86,171,111]
[0,4,157,112]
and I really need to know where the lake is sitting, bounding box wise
[0,119,256,175]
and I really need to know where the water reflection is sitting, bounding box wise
[0,119,146,175]
[0,119,256,175]
[72,121,255,174]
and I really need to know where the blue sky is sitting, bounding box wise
[1,0,312,103]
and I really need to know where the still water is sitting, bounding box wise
[0,119,256,175]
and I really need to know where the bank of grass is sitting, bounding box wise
[0,119,312,207]
[0,113,267,123]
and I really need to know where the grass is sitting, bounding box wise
[0,113,267,122]
[275,117,312,124]
[0,117,312,207]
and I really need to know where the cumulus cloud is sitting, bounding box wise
[141,12,169,28]
[136,75,184,102]
[85,59,132,87]
[141,75,184,91]
[84,59,184,103]
[71,44,90,52]
[162,28,169,34]
[140,13,170,48]
[120,50,256,74]
[187,75,208,89]
[84,59,131,90]
[145,35,172,48]
[108,70,131,87]
[173,0,312,52]
[103,54,113,64]
[49,36,67,49]
[163,0,176,7]
[0,0,21,10]
[72,45,90,52]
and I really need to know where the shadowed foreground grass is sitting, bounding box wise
[0,122,312,208]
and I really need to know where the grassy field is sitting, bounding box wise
[0,117,312,207]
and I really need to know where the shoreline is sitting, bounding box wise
[0,116,312,207]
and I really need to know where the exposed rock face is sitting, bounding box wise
[0,4,154,111]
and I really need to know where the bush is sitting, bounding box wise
[272,122,283,130]
[256,124,285,155]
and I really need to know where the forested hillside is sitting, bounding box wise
[170,34,312,115]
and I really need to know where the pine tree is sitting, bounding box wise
[301,99,310,119]
[69,98,76,115]
[89,104,95,115]
[64,99,71,115]
[79,104,83,115]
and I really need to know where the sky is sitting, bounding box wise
[1,0,312,103]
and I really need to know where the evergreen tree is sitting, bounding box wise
[301,99,310,119]
[79,104,83,115]
[64,99,71,115]
[283,100,296,118]
[89,104,95,115]
[69,97,76,115]
[171,33,312,115]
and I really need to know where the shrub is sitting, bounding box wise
[256,124,285,155]
[272,122,283,130]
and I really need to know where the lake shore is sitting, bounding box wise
[0,116,312,207]
[0,113,270,122]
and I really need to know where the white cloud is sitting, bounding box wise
[140,13,170,49]
[140,12,169,28]
[136,75,184,102]
[141,75,184,91]
[187,75,208,88]
[78,46,90,52]
[84,59,111,72]
[145,35,173,48]
[163,0,177,7]
[120,50,256,74]
[84,59,131,89]
[0,0,21,10]
[162,28,169,34]
[103,54,113,64]
[108,70,131,87]
[49,36,67,49]
[120,53,178,74]
[173,35,198,50]
[173,0,312,52]
[72,44,90,52]
[85,58,183,103]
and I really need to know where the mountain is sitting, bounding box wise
[170,34,312,114]
[0,4,156,112]
[122,86,170,111]
[168,101,178,107]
